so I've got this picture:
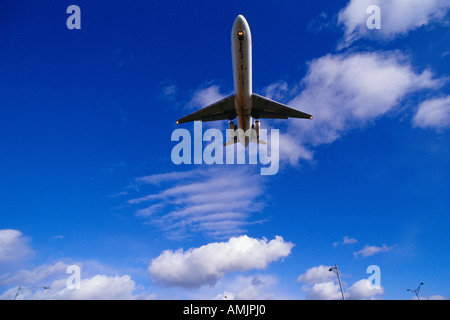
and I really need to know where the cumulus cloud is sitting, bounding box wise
[148,235,294,288]
[413,95,450,129]
[39,274,148,300]
[0,260,152,300]
[297,265,384,300]
[128,167,266,238]
[212,275,280,300]
[0,229,33,266]
[180,54,444,168]
[3,274,149,300]
[282,51,440,164]
[296,265,335,285]
[414,294,447,300]
[346,279,384,300]
[353,244,397,258]
[305,281,343,300]
[338,0,450,48]
[278,133,314,166]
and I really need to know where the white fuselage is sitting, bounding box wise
[231,15,252,136]
[177,15,312,148]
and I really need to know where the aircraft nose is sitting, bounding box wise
[233,14,248,29]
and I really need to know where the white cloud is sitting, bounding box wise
[417,294,448,300]
[262,81,289,101]
[134,169,206,186]
[160,83,178,101]
[135,203,164,217]
[187,85,228,109]
[333,235,358,247]
[306,281,343,300]
[0,260,153,300]
[128,167,266,238]
[282,51,440,164]
[343,236,358,245]
[338,0,450,48]
[41,275,148,300]
[297,265,384,300]
[353,244,397,258]
[148,235,294,288]
[346,279,384,300]
[296,265,335,285]
[278,133,314,166]
[211,275,280,300]
[0,261,68,288]
[308,12,335,34]
[6,274,150,300]
[413,95,450,129]
[0,229,33,265]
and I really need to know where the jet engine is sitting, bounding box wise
[228,120,238,142]
[254,120,260,139]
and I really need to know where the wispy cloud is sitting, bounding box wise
[0,261,67,288]
[134,169,207,186]
[353,244,397,258]
[127,167,267,239]
[187,85,229,110]
[333,235,358,247]
[159,83,178,102]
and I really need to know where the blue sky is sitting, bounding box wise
[1,0,449,299]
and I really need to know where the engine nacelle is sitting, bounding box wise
[228,120,237,141]
[228,120,236,134]
[254,120,260,138]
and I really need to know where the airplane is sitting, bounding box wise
[176,15,312,147]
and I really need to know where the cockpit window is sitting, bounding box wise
[238,31,244,40]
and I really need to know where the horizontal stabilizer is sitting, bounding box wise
[224,137,238,146]
[251,138,266,145]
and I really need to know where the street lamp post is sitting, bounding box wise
[407,282,424,300]
[13,285,50,300]
[329,264,345,300]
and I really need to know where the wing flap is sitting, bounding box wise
[176,94,236,124]
[251,93,313,120]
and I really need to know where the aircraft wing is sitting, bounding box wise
[251,93,313,120]
[176,94,237,124]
